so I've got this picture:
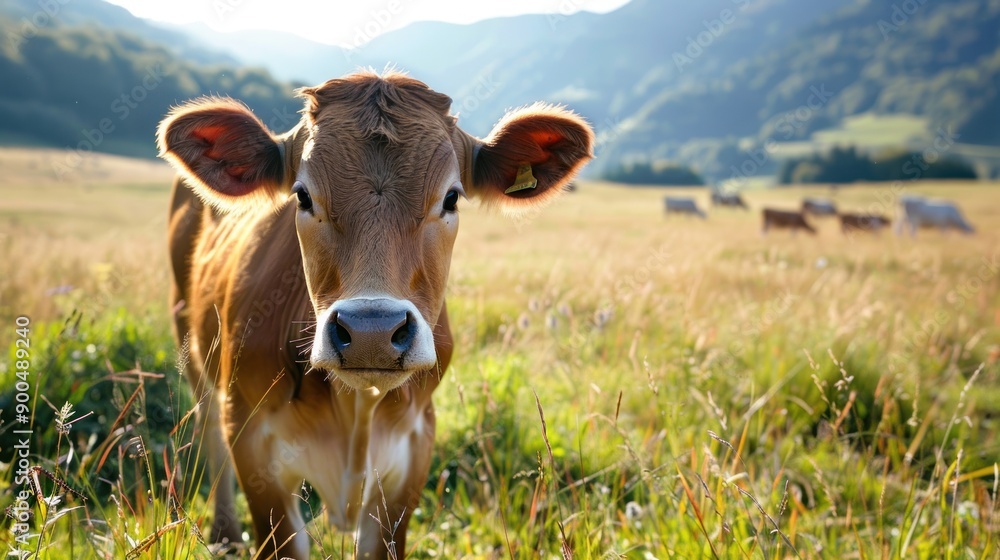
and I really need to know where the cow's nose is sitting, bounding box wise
[328,299,416,370]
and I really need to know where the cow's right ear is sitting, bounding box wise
[157,97,286,211]
[457,103,593,215]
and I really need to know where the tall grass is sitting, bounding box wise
[1,153,998,558]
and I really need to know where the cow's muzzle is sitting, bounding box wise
[311,297,437,391]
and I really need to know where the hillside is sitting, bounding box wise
[607,0,1000,179]
[0,7,297,163]
[2,0,234,65]
[1,0,998,181]
[171,1,852,139]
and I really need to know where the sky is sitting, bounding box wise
[105,0,633,47]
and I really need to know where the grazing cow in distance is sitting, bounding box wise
[896,195,975,237]
[762,208,817,235]
[802,197,838,216]
[664,196,706,218]
[839,212,891,235]
[711,191,748,209]
[158,71,593,559]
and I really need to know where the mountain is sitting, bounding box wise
[166,0,854,139]
[0,5,297,163]
[163,0,1000,179]
[1,0,999,181]
[2,0,236,65]
[602,0,1000,180]
[163,22,347,86]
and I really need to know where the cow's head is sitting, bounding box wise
[158,72,593,393]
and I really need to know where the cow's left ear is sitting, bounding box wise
[462,104,594,212]
[157,97,291,212]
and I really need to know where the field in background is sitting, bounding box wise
[1,148,999,558]
[768,113,1000,179]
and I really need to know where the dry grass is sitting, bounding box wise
[0,148,173,324]
[1,148,999,558]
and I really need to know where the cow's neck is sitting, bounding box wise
[341,386,384,528]
[323,375,438,530]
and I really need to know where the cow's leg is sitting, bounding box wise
[355,468,427,559]
[227,406,309,559]
[168,187,242,544]
[203,395,241,545]
[174,330,241,544]
[356,406,436,560]
[355,495,412,560]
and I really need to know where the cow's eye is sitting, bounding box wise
[292,181,313,212]
[443,189,460,213]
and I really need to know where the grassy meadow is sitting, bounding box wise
[1,148,999,559]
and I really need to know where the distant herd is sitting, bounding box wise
[662,192,975,237]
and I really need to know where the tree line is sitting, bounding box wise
[601,160,705,186]
[778,146,977,185]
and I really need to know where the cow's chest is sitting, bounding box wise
[247,385,432,531]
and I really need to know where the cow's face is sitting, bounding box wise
[158,72,593,393]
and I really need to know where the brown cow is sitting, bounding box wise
[762,208,817,235]
[159,71,593,559]
[839,212,891,235]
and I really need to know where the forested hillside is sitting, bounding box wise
[1,0,998,181]
[0,1,297,162]
[604,0,1000,179]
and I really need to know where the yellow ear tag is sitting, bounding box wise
[505,164,538,194]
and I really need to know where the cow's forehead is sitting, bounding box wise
[301,137,453,224]
[300,71,455,145]
[297,73,458,220]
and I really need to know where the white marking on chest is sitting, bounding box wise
[255,387,428,533]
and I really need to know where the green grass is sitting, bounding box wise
[811,113,932,148]
[1,148,999,558]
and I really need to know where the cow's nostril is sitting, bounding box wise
[335,323,352,346]
[331,312,352,351]
[391,313,414,351]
